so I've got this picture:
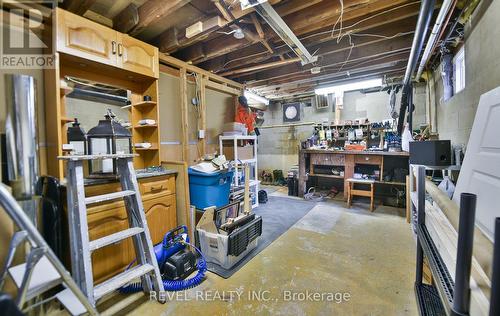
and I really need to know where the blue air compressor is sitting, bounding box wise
[120,225,206,293]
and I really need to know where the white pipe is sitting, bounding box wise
[416,0,454,80]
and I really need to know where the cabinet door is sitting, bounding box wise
[87,201,132,284]
[143,194,177,244]
[117,34,159,78]
[56,8,118,66]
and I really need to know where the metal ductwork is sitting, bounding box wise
[415,0,455,80]
[252,1,318,65]
[5,74,39,200]
[4,74,40,220]
[397,0,436,134]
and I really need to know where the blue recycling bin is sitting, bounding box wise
[188,168,234,209]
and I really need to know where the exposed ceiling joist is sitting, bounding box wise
[218,18,417,78]
[254,55,410,92]
[239,33,413,84]
[250,13,274,54]
[199,3,421,72]
[175,0,416,65]
[263,67,406,99]
[114,0,191,35]
[157,0,287,53]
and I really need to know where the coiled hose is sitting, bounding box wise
[119,241,207,293]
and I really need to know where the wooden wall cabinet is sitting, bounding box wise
[55,8,158,78]
[56,8,117,67]
[118,33,159,78]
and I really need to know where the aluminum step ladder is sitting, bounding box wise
[59,154,164,307]
[0,185,97,315]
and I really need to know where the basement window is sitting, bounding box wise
[453,46,465,94]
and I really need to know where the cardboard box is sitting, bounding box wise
[223,145,254,161]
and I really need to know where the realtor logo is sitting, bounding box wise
[1,0,55,69]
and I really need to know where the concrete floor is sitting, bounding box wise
[104,189,418,316]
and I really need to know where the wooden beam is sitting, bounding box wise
[254,56,409,92]
[213,0,234,21]
[157,0,321,54]
[114,0,190,34]
[219,58,300,77]
[251,13,264,38]
[113,3,139,34]
[205,80,241,95]
[159,16,228,53]
[199,75,207,155]
[158,53,243,89]
[236,33,413,84]
[257,62,408,98]
[176,0,414,64]
[250,13,274,54]
[222,19,416,79]
[180,68,189,162]
[61,0,96,15]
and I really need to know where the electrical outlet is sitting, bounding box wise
[198,130,205,139]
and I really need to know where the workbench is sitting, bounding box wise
[298,149,410,199]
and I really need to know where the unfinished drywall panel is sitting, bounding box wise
[158,72,183,161]
[432,0,500,147]
[206,88,234,154]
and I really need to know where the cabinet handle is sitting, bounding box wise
[111,41,116,54]
[118,43,123,56]
[150,185,163,192]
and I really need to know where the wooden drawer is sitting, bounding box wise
[83,175,175,202]
[139,175,175,198]
[311,153,345,166]
[354,155,383,165]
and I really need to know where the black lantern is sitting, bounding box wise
[87,109,132,177]
[67,118,87,155]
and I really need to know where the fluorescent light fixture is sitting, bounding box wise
[240,0,268,10]
[314,78,383,96]
[244,90,269,105]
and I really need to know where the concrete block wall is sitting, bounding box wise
[431,0,500,147]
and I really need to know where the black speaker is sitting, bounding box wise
[409,140,451,166]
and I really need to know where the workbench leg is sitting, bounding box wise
[298,151,306,197]
[370,183,374,212]
[347,182,352,208]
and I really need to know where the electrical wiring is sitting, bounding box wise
[274,1,421,49]
[189,72,204,159]
[220,1,420,71]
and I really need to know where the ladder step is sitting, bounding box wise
[89,227,144,251]
[84,190,136,205]
[93,264,154,300]
[8,255,62,301]
[56,288,86,316]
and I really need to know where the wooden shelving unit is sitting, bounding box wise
[45,56,161,179]
[130,92,160,169]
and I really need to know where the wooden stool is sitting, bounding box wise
[346,178,375,211]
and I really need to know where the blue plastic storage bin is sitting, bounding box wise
[188,168,234,209]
